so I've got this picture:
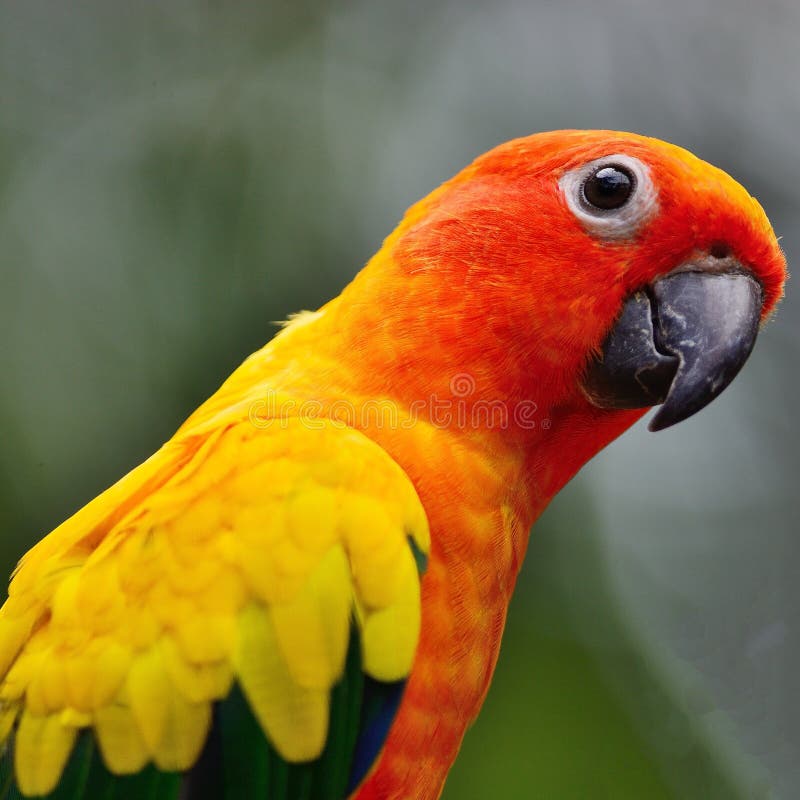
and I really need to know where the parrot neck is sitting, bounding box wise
[299,260,647,530]
[271,286,646,537]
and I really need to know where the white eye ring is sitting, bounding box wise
[559,154,658,240]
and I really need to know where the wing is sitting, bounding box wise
[0,417,429,798]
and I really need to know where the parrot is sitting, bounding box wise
[0,130,787,800]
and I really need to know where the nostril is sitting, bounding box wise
[710,242,731,260]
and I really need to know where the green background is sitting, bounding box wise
[1,3,798,798]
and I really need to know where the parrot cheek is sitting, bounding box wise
[580,255,763,431]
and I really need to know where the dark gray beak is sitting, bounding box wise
[581,267,763,431]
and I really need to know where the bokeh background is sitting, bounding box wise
[1,2,798,797]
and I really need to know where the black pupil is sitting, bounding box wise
[583,166,634,210]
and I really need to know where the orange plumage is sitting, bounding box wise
[333,131,785,798]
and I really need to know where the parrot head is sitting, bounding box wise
[342,129,786,446]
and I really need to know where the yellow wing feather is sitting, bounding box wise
[0,417,429,795]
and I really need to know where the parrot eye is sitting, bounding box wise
[582,165,635,210]
[559,154,658,240]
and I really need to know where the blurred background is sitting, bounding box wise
[0,1,798,797]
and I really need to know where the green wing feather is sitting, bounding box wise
[0,616,413,799]
[0,533,428,798]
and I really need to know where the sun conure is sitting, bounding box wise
[0,130,787,799]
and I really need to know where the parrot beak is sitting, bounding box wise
[581,260,763,431]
